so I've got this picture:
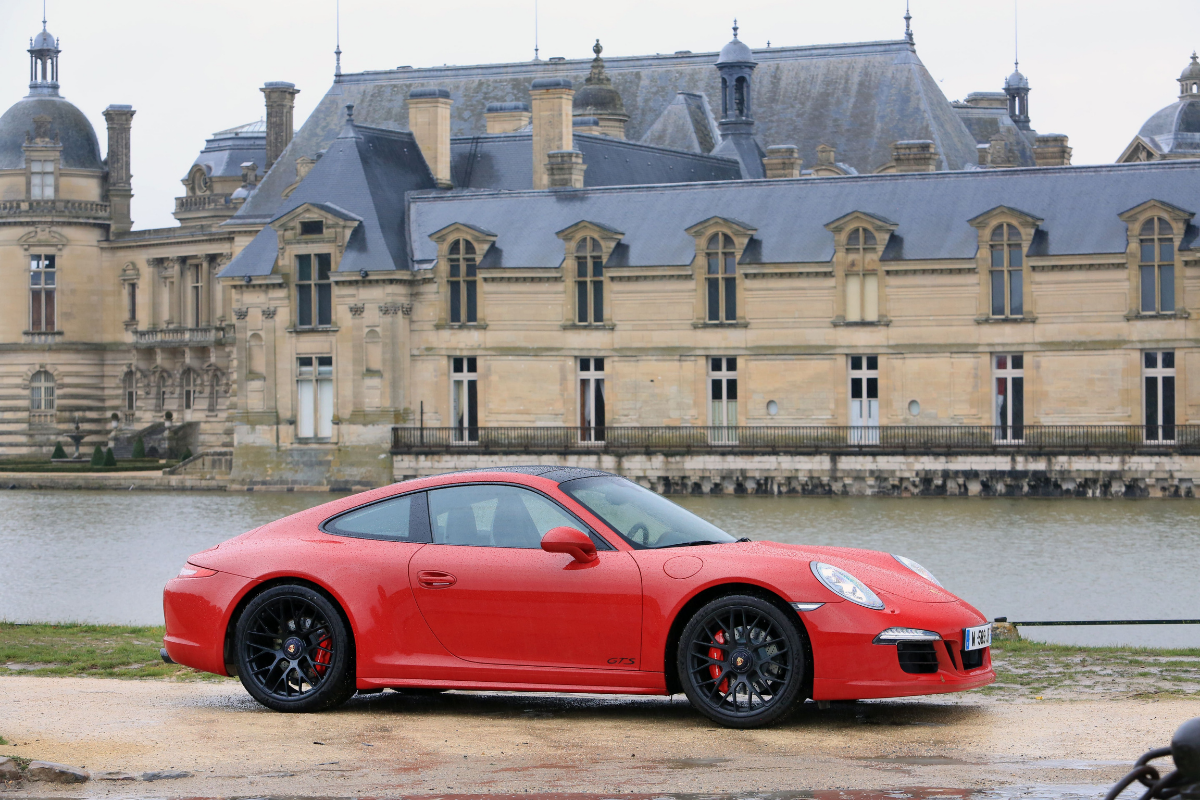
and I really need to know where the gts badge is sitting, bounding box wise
[606,657,636,666]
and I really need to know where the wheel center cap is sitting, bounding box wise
[283,637,304,659]
[729,648,753,673]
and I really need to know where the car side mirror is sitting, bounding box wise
[541,526,598,563]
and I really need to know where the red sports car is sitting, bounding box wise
[163,467,994,727]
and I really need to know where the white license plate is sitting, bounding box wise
[963,624,992,651]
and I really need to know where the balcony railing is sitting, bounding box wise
[133,326,231,347]
[391,425,1200,455]
[174,194,235,214]
[0,199,110,218]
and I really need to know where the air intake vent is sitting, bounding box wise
[897,641,940,674]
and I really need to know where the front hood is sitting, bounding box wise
[750,541,959,603]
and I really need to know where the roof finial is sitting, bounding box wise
[345,103,354,123]
[42,0,46,29]
[732,18,739,39]
[534,0,539,60]
[904,0,914,44]
[593,38,602,58]
[1013,0,1019,73]
[334,0,342,77]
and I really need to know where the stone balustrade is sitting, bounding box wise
[0,199,110,218]
[133,326,231,348]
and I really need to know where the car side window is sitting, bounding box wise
[323,492,431,543]
[428,484,589,549]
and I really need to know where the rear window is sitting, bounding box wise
[323,492,431,542]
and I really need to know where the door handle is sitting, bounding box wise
[417,570,457,589]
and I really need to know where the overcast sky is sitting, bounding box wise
[1,0,1195,230]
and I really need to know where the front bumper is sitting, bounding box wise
[803,593,995,701]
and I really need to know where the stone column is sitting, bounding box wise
[146,258,161,329]
[102,104,135,233]
[263,306,279,417]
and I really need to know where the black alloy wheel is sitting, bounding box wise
[235,584,356,712]
[677,594,807,728]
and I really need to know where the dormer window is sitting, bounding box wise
[296,253,332,327]
[845,227,879,322]
[448,239,477,324]
[989,224,1024,317]
[300,220,325,237]
[706,233,737,323]
[575,237,604,324]
[1139,217,1175,314]
[29,159,54,200]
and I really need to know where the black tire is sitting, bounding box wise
[677,594,807,728]
[234,584,356,713]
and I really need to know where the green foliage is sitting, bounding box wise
[50,443,66,460]
[89,445,104,466]
[0,622,214,680]
[103,447,117,467]
[179,447,193,462]
[132,436,146,459]
[0,735,8,746]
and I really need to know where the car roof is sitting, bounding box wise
[439,465,618,484]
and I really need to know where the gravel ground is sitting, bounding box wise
[0,676,1195,799]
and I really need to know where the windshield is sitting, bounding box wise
[560,476,737,549]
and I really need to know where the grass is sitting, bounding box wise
[988,637,1200,698]
[0,623,218,679]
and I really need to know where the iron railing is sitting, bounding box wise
[391,425,1200,455]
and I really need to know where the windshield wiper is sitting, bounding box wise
[657,540,725,549]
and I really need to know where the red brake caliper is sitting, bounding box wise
[709,630,729,694]
[312,636,332,675]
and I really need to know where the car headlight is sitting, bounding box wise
[810,562,884,610]
[892,554,943,587]
[873,627,942,644]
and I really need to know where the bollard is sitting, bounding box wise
[1104,716,1200,800]
[991,617,1021,641]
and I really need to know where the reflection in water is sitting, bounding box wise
[0,489,1197,649]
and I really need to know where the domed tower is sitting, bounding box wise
[572,40,628,138]
[1178,52,1200,99]
[1004,62,1031,131]
[1117,52,1200,163]
[711,21,765,178]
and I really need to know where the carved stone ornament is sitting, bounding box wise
[349,304,365,317]
[262,307,278,319]
[233,308,249,320]
[379,303,401,316]
[17,226,68,253]
[401,303,413,316]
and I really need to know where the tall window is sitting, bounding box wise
[706,233,737,323]
[709,357,738,443]
[575,238,604,324]
[126,282,137,323]
[207,372,220,412]
[182,369,198,411]
[29,160,54,200]
[189,264,203,326]
[155,373,168,412]
[994,354,1024,442]
[448,239,477,324]
[123,372,137,412]
[989,224,1024,317]
[297,356,334,439]
[845,227,878,322]
[1139,218,1175,314]
[29,254,56,332]
[1144,351,1176,442]
[451,357,478,443]
[849,355,879,444]
[296,253,332,327]
[29,370,55,411]
[579,357,606,442]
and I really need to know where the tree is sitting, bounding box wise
[89,445,104,466]
[51,442,67,460]
[132,436,146,459]
[103,447,117,467]
[179,447,193,462]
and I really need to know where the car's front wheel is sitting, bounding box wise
[235,584,356,712]
[677,594,807,728]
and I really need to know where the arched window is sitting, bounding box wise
[720,77,728,117]
[247,332,265,375]
[1139,217,1175,314]
[30,370,54,411]
[364,329,382,373]
[448,239,477,324]
[734,76,748,117]
[123,372,137,412]
[182,369,198,411]
[575,237,604,324]
[845,227,879,322]
[989,224,1024,317]
[155,372,169,412]
[705,233,737,323]
[207,371,221,412]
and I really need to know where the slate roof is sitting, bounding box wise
[231,38,980,223]
[954,102,1037,167]
[640,92,720,153]
[448,131,741,189]
[0,94,102,170]
[219,119,436,278]
[187,121,268,180]
[404,160,1200,270]
[1136,97,1200,156]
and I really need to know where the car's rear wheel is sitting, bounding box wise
[677,594,806,728]
[235,584,356,712]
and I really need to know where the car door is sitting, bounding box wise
[408,483,643,670]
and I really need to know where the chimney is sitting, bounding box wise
[485,102,531,134]
[976,143,991,167]
[986,134,1014,168]
[530,78,574,190]
[546,150,586,188]
[1034,134,1072,167]
[261,81,299,172]
[408,88,453,188]
[762,145,801,179]
[892,140,940,172]
[102,104,135,233]
[816,144,837,168]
